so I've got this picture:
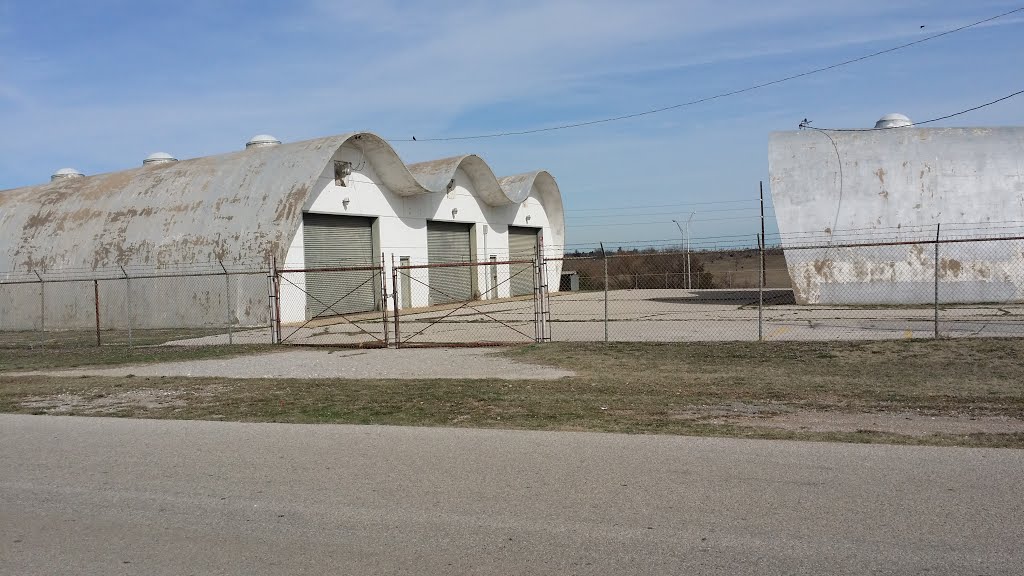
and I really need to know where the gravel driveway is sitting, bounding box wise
[12,348,574,380]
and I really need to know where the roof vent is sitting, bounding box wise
[246,134,282,148]
[874,113,913,129]
[143,152,178,165]
[50,168,84,181]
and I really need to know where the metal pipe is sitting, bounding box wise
[536,256,544,340]
[273,256,282,344]
[34,271,44,336]
[121,266,133,348]
[267,257,278,344]
[393,259,533,271]
[218,261,232,345]
[93,279,101,347]
[601,242,608,343]
[381,252,389,347]
[758,234,764,342]
[538,232,550,342]
[760,181,767,288]
[392,259,401,349]
[935,224,941,339]
[781,234,1024,251]
[687,211,694,289]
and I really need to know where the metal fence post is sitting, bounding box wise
[934,224,941,339]
[218,261,233,345]
[34,271,44,340]
[267,258,278,344]
[120,266,133,348]
[757,234,764,342]
[533,257,541,342]
[381,252,389,347]
[392,257,401,349]
[93,279,101,347]
[538,233,550,342]
[601,242,609,343]
[273,257,282,344]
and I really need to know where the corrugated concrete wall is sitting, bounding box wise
[769,127,1024,305]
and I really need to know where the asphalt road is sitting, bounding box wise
[2,415,1022,575]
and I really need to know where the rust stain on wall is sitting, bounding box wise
[910,244,927,266]
[940,258,963,278]
[812,259,835,281]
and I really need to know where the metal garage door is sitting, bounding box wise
[427,221,473,305]
[508,227,539,297]
[302,213,376,318]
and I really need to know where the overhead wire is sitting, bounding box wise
[389,7,1024,142]
[566,207,776,220]
[805,89,1024,131]
[564,199,757,212]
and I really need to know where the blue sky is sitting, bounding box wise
[1,0,1022,249]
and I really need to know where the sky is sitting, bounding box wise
[1,0,1022,250]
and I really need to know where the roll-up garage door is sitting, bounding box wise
[302,213,376,318]
[508,227,539,297]
[427,221,473,305]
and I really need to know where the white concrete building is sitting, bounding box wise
[0,132,565,329]
[769,118,1024,305]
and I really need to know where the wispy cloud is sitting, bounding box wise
[1,0,1022,246]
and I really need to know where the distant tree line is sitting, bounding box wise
[559,247,714,290]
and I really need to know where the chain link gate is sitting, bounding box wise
[391,258,548,347]
[274,263,389,347]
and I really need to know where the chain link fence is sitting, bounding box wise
[391,259,543,346]
[0,263,274,350]
[4,232,1024,350]
[274,265,389,347]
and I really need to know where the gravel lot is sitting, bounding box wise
[11,347,574,380]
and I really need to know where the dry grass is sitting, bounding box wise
[0,343,277,373]
[700,248,791,289]
[1,339,1023,447]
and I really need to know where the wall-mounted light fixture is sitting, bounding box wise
[451,207,459,218]
[525,215,532,223]
[342,197,350,209]
[334,161,353,186]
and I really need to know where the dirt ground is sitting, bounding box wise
[3,340,1024,447]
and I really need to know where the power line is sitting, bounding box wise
[564,199,759,213]
[567,214,770,227]
[566,207,776,220]
[805,89,1024,131]
[390,7,1023,142]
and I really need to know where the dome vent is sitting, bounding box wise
[50,168,84,181]
[143,152,178,165]
[874,113,913,129]
[246,134,282,148]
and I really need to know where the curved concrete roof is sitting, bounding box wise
[408,155,517,206]
[498,171,565,242]
[0,131,564,272]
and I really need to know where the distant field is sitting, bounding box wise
[699,248,790,289]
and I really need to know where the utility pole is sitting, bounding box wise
[760,181,766,287]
